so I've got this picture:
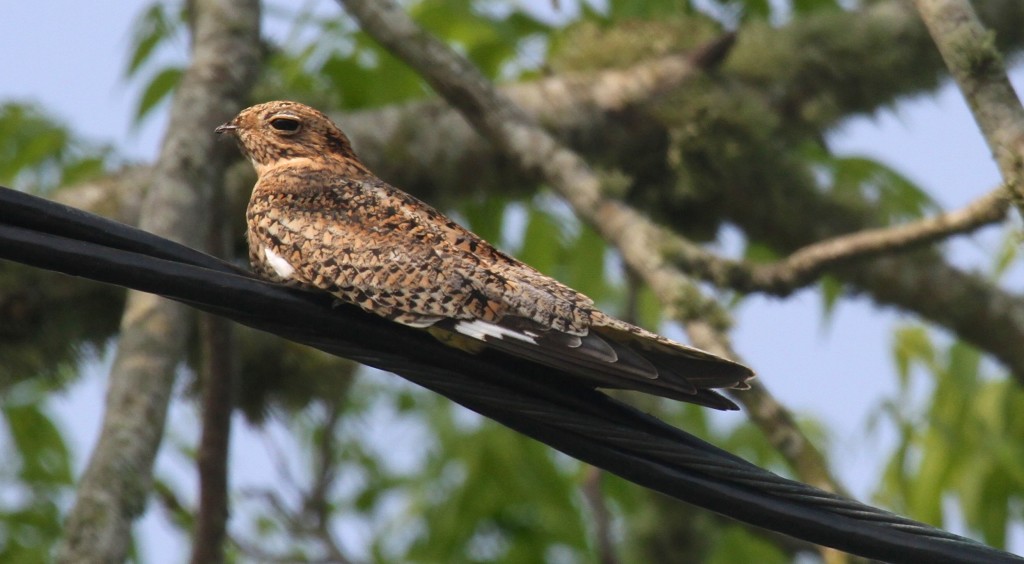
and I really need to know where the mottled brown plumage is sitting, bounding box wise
[216,101,753,409]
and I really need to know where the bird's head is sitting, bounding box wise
[216,101,365,176]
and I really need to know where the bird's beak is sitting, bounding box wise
[214,123,237,135]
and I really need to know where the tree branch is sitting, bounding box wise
[305,397,352,564]
[718,164,1024,383]
[582,467,620,564]
[335,0,847,503]
[191,178,239,564]
[54,1,259,562]
[916,0,1024,216]
[191,313,235,564]
[663,187,1009,296]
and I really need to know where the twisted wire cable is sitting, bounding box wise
[0,186,1019,563]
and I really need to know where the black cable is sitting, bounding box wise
[0,186,1019,563]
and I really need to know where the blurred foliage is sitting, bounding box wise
[804,144,939,224]
[128,0,551,118]
[0,265,122,392]
[879,328,1024,549]
[0,380,75,563]
[877,239,1024,549]
[394,391,591,562]
[0,102,124,392]
[231,328,360,422]
[0,103,111,193]
[125,1,188,123]
[799,142,940,319]
[0,102,118,563]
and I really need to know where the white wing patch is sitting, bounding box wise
[263,247,296,279]
[454,319,538,344]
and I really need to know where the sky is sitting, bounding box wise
[2,0,1022,561]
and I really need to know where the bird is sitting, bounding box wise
[216,101,753,410]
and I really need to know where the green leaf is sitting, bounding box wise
[411,0,550,80]
[891,325,934,386]
[906,428,952,525]
[568,225,613,302]
[460,196,513,248]
[0,387,73,562]
[830,155,937,222]
[0,102,110,191]
[609,0,691,20]
[319,38,432,109]
[125,2,185,79]
[126,4,168,77]
[3,400,73,487]
[518,205,566,276]
[707,525,788,564]
[733,0,771,21]
[134,66,183,123]
[945,341,981,392]
[743,240,780,263]
[880,327,1024,542]
[635,282,665,330]
[59,155,108,186]
[977,474,1010,547]
[817,274,843,322]
[792,0,843,16]
[128,28,164,78]
[992,228,1021,280]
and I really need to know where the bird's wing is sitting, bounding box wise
[247,175,586,325]
[248,177,751,408]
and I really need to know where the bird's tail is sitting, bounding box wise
[588,314,754,409]
[437,312,754,410]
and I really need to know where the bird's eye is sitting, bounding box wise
[269,117,301,133]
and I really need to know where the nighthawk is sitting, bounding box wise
[216,101,753,409]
